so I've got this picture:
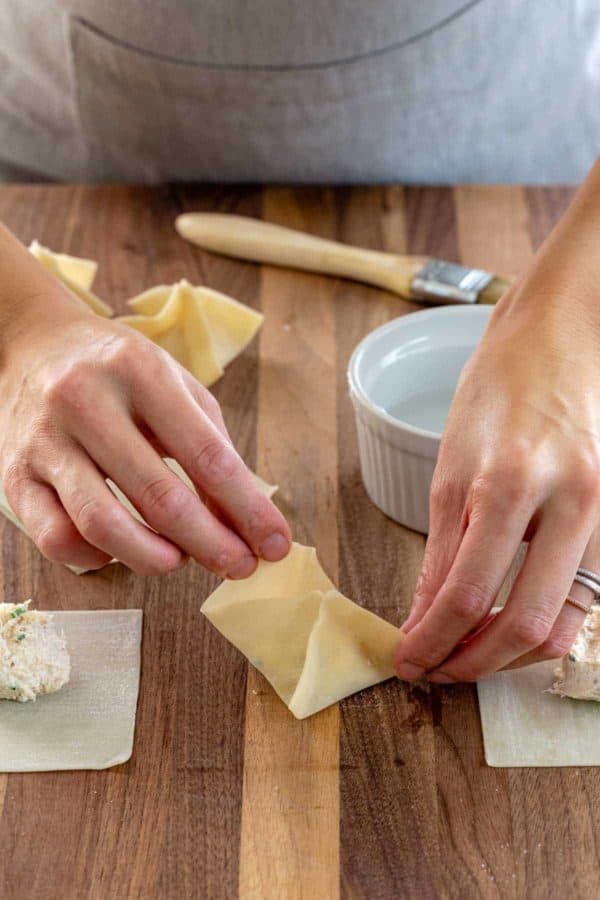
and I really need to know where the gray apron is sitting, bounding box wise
[1,0,599,184]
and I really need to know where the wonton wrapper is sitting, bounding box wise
[477,661,600,767]
[477,579,600,767]
[0,609,142,772]
[202,542,400,719]
[0,459,276,575]
[118,280,263,386]
[29,240,113,317]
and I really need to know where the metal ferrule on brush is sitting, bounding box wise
[410,260,494,304]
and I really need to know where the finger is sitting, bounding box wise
[6,477,111,570]
[401,470,466,633]
[136,367,291,562]
[395,489,531,680]
[182,370,230,438]
[502,599,586,670]
[427,500,594,682]
[77,420,259,579]
[180,372,248,519]
[503,545,600,669]
[42,449,185,576]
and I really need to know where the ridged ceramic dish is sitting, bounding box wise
[348,305,492,533]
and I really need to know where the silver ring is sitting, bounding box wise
[577,567,600,588]
[565,595,594,614]
[574,570,600,599]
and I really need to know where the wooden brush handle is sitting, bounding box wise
[175,213,427,297]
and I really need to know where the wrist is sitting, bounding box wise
[0,224,83,358]
[0,285,80,356]
[494,164,600,333]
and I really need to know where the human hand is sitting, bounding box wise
[0,231,290,576]
[395,162,600,682]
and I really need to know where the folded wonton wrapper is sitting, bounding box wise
[202,542,400,719]
[118,280,263,387]
[29,244,262,387]
[29,240,114,317]
[0,458,276,575]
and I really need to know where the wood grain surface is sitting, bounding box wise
[0,182,597,900]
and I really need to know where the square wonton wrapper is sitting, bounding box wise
[478,660,600,767]
[202,542,400,719]
[0,609,142,772]
[0,459,276,575]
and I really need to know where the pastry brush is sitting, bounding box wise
[175,213,511,305]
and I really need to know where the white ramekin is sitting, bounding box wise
[348,305,492,534]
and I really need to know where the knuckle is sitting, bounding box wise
[139,477,190,523]
[106,333,170,386]
[36,520,77,562]
[566,450,600,505]
[474,459,535,509]
[539,631,577,661]
[193,439,238,488]
[105,333,151,372]
[43,363,90,410]
[414,551,447,604]
[413,570,434,606]
[2,460,32,504]
[502,436,537,472]
[75,497,118,545]
[511,612,552,650]
[429,476,449,512]
[203,545,235,577]
[246,501,277,540]
[443,580,490,623]
[428,465,465,523]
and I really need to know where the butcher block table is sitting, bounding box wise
[0,182,597,900]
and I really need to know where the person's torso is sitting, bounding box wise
[1,0,599,183]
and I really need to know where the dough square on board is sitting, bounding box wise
[0,609,142,772]
[477,660,600,767]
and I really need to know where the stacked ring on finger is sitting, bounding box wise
[565,595,594,614]
[574,567,600,598]
[565,567,600,615]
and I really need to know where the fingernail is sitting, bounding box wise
[427,671,455,684]
[228,555,257,579]
[259,532,290,562]
[395,662,425,681]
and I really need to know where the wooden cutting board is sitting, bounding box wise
[0,181,597,899]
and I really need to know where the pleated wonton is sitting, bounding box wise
[202,543,400,719]
[28,240,113,317]
[118,280,263,387]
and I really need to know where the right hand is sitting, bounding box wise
[0,257,291,576]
